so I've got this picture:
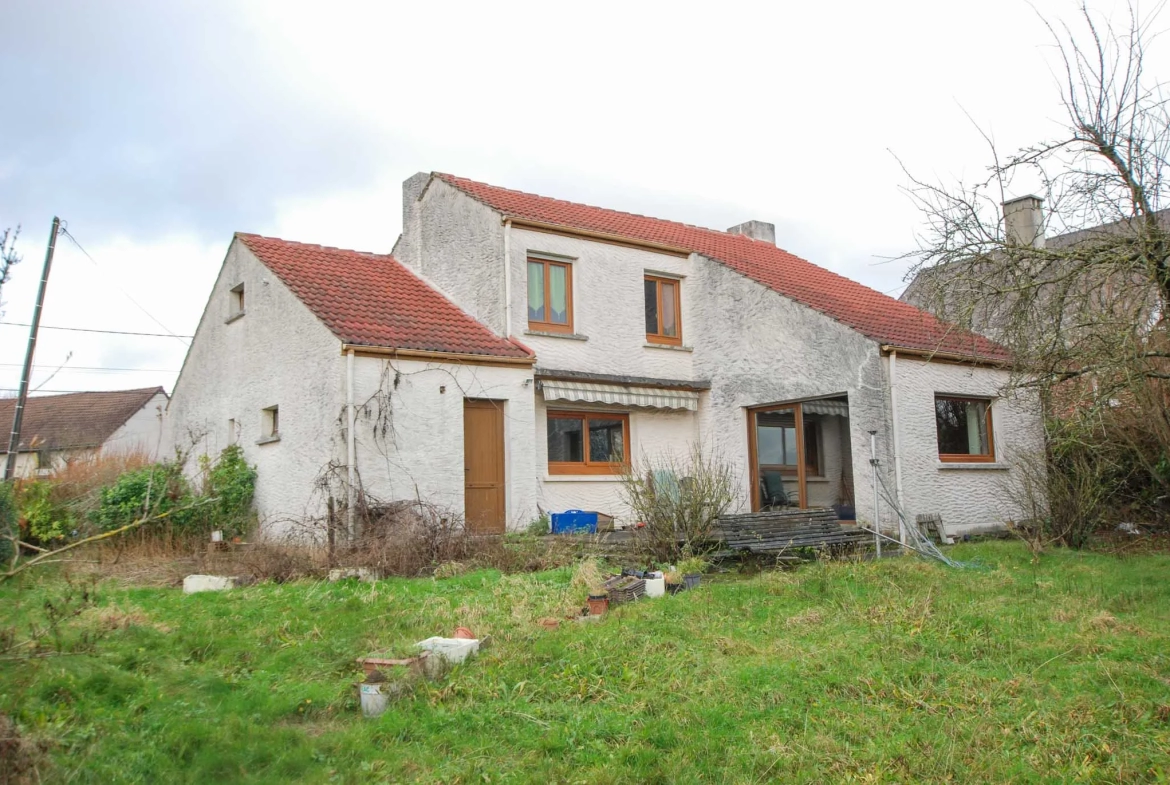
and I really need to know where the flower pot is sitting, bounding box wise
[683,573,701,590]
[452,626,475,640]
[587,594,609,616]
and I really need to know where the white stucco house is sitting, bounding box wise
[1,387,169,477]
[166,172,1043,538]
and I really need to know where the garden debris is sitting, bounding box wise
[182,574,250,594]
[417,636,479,666]
[327,567,377,583]
[603,575,645,605]
[452,626,475,639]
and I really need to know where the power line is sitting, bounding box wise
[0,321,193,338]
[57,226,190,345]
[0,363,178,373]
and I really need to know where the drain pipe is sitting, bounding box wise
[502,219,513,336]
[346,348,356,540]
[889,350,906,546]
[868,430,881,558]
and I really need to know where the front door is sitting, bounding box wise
[463,399,506,534]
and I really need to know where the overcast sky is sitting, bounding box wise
[1,0,1163,396]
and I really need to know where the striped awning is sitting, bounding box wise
[538,380,700,411]
[802,399,849,417]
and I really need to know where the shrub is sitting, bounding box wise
[526,512,550,536]
[199,444,256,538]
[620,444,737,561]
[16,480,73,544]
[89,462,191,533]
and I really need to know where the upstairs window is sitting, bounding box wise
[228,283,245,321]
[547,411,629,475]
[644,275,681,344]
[935,396,994,461]
[527,258,573,333]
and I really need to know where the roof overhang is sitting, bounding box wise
[341,344,535,367]
[881,344,1011,369]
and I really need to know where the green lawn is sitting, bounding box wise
[2,542,1169,783]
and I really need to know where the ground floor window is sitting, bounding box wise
[547,411,629,474]
[935,396,994,461]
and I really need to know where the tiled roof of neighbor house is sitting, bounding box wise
[436,173,1009,361]
[235,234,533,359]
[0,387,164,453]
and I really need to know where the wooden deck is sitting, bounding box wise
[712,508,871,553]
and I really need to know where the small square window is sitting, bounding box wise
[259,406,279,443]
[229,283,245,318]
[547,411,629,474]
[935,396,994,461]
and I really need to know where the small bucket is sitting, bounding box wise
[644,577,665,598]
[587,595,608,616]
[683,574,701,590]
[359,682,390,718]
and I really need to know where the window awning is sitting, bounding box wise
[538,380,700,411]
[802,399,849,417]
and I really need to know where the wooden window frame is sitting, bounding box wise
[644,274,683,345]
[935,395,995,463]
[547,410,631,475]
[747,402,808,510]
[527,258,574,334]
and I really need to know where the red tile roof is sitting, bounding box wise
[437,173,1009,361]
[235,234,532,360]
[0,387,165,453]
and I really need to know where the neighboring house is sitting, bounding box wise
[0,387,169,477]
[167,173,1044,538]
[901,196,1169,344]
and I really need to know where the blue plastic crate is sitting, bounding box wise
[550,510,598,534]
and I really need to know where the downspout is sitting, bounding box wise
[346,348,356,540]
[502,219,513,336]
[889,349,906,546]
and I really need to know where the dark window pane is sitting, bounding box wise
[645,279,659,334]
[587,417,625,463]
[935,398,989,455]
[548,417,584,462]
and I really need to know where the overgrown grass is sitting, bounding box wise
[2,542,1169,783]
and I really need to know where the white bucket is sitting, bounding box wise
[644,577,665,598]
[360,682,389,718]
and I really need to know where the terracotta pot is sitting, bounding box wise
[587,595,609,616]
[539,618,560,630]
[453,626,475,640]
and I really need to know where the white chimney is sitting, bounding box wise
[1003,195,1045,248]
[727,220,775,245]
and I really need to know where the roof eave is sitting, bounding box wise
[880,343,1012,368]
[340,343,535,367]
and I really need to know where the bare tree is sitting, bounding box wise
[901,2,1170,527]
[0,226,19,318]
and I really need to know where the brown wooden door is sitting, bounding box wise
[463,399,506,534]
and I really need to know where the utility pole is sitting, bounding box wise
[4,217,61,481]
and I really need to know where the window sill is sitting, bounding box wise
[256,435,281,445]
[543,474,624,483]
[225,311,246,324]
[525,329,588,341]
[936,462,1008,471]
[643,343,693,352]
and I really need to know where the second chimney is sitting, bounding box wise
[727,220,776,245]
[1003,195,1045,248]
